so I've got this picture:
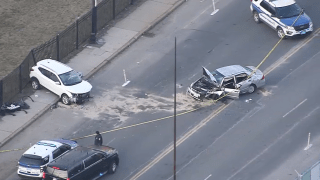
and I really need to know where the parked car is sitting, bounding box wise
[250,0,313,38]
[187,65,265,101]
[30,59,92,105]
[17,139,78,179]
[43,145,119,180]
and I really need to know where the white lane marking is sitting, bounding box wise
[106,138,116,145]
[226,106,320,180]
[166,105,257,180]
[130,104,229,180]
[188,73,197,80]
[283,99,307,118]
[183,5,213,29]
[204,174,212,180]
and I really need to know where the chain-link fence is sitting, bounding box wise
[0,0,133,105]
[296,161,320,180]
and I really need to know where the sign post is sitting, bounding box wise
[211,0,219,16]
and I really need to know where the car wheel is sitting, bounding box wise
[277,27,286,39]
[31,78,40,90]
[61,94,71,105]
[108,160,117,174]
[253,11,260,24]
[248,85,256,94]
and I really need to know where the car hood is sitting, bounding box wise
[64,80,92,94]
[280,13,311,26]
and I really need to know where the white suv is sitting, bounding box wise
[30,59,92,105]
[250,0,313,38]
[17,139,78,179]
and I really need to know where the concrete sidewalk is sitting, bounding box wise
[0,0,185,148]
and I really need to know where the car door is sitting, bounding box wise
[221,76,239,99]
[47,72,65,96]
[235,73,251,92]
[37,67,52,90]
[259,0,277,29]
[84,153,105,179]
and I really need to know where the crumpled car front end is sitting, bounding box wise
[187,77,220,101]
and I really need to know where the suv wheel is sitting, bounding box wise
[61,94,71,105]
[277,27,286,39]
[253,11,260,23]
[108,160,117,174]
[31,78,40,90]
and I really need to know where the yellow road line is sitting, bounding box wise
[130,104,229,180]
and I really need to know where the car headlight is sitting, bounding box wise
[309,21,313,28]
[285,26,295,30]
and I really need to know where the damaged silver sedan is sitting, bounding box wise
[187,65,265,101]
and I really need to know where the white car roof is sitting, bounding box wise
[269,0,296,7]
[37,59,73,75]
[216,65,249,77]
[23,140,62,158]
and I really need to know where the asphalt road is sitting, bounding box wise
[1,0,320,179]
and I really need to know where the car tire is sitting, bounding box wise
[248,84,256,94]
[31,78,40,90]
[61,94,71,105]
[108,160,117,174]
[253,11,261,24]
[277,27,286,39]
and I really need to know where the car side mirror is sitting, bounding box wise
[235,84,242,89]
[55,81,61,85]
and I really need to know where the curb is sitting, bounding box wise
[84,0,186,79]
[0,97,59,148]
[0,0,186,149]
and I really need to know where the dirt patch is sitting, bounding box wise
[0,0,92,79]
[57,87,216,126]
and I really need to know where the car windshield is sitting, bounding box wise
[211,70,224,85]
[59,70,82,86]
[276,3,302,19]
[19,154,45,167]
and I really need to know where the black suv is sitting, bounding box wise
[43,145,119,180]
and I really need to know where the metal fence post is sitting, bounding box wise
[76,18,79,50]
[113,0,116,20]
[56,34,60,61]
[31,49,36,65]
[19,65,22,93]
[0,80,3,106]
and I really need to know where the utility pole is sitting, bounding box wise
[173,37,177,180]
[90,0,97,43]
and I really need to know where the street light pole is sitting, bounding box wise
[90,0,97,43]
[173,37,177,180]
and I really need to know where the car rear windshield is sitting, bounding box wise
[19,154,46,167]
[46,166,68,179]
[59,70,82,86]
[276,3,302,19]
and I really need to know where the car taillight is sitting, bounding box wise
[261,75,265,80]
[30,67,34,71]
[67,178,70,180]
[52,166,60,170]
[42,172,46,179]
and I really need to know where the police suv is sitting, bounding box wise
[250,0,313,38]
[17,139,78,179]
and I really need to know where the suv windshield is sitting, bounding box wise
[19,154,47,167]
[59,70,82,86]
[276,3,302,19]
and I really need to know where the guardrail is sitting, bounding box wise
[0,0,132,105]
